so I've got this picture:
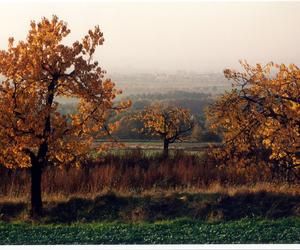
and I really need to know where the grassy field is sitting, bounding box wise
[0,148,299,245]
[96,140,215,155]
[0,217,299,244]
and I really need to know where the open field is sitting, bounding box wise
[95,141,216,154]
[1,149,298,245]
[1,188,299,244]
[0,145,299,245]
[0,217,299,244]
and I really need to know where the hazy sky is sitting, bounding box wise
[1,1,300,73]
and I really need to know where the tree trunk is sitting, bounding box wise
[30,160,43,218]
[163,139,169,158]
[29,75,55,219]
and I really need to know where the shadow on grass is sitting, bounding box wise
[0,191,299,223]
[0,202,27,221]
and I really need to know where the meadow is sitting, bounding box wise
[0,141,299,245]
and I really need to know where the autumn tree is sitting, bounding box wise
[135,104,194,157]
[0,16,130,217]
[207,61,300,180]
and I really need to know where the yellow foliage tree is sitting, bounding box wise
[0,16,130,217]
[207,61,300,180]
[135,104,194,157]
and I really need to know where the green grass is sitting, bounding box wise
[0,217,299,244]
[95,141,211,156]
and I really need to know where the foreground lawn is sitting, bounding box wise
[0,217,299,244]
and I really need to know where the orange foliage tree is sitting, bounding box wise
[0,16,130,217]
[135,104,194,157]
[207,61,300,181]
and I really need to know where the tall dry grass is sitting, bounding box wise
[0,149,298,200]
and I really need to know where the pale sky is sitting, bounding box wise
[1,1,300,73]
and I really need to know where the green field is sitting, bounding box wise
[94,141,217,157]
[96,141,215,151]
[0,218,299,244]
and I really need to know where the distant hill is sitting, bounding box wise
[108,72,231,96]
[1,72,231,101]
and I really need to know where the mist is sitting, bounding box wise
[1,1,300,74]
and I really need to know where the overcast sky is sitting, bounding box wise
[1,1,300,74]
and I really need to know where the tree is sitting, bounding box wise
[0,16,130,218]
[206,61,300,180]
[135,104,194,157]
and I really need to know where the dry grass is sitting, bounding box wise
[0,183,299,204]
[0,186,299,223]
[0,150,298,203]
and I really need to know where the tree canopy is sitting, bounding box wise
[0,16,130,169]
[134,103,194,156]
[207,61,300,180]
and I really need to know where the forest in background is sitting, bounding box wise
[59,90,221,141]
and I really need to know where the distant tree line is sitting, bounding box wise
[58,91,222,142]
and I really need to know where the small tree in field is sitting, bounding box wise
[206,61,300,180]
[0,16,130,217]
[135,104,194,157]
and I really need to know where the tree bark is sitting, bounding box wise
[163,138,169,158]
[30,159,43,218]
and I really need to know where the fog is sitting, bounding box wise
[1,1,300,74]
